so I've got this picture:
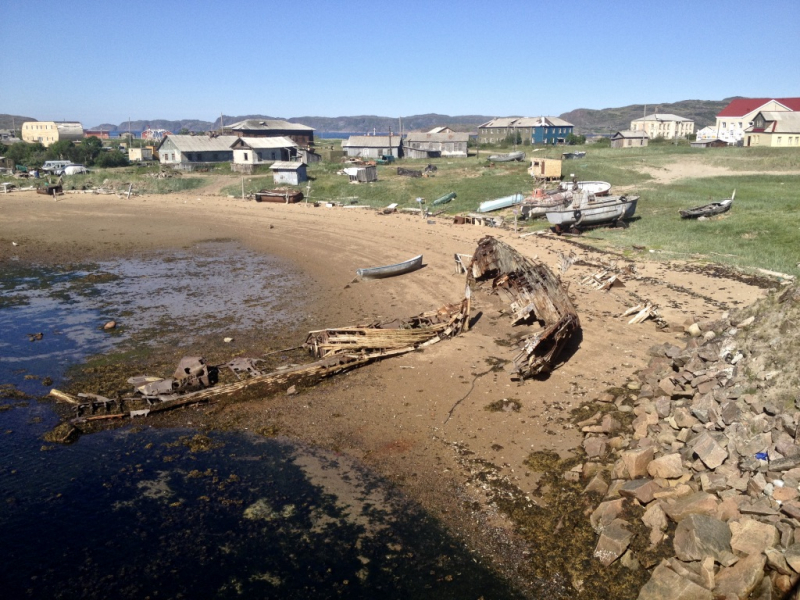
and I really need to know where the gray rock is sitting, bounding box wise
[770,455,800,472]
[593,518,633,566]
[636,561,713,600]
[590,498,626,532]
[693,432,729,469]
[620,479,663,505]
[673,514,732,562]
[699,472,728,493]
[583,436,609,458]
[764,547,793,576]
[713,552,766,599]
[784,543,800,573]
[661,492,720,522]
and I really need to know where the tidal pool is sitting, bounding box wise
[0,242,523,599]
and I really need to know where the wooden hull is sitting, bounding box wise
[477,193,525,213]
[558,181,611,196]
[680,199,732,219]
[546,196,638,227]
[357,254,423,279]
[255,189,304,203]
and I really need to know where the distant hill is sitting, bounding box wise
[88,100,735,136]
[560,98,736,135]
[0,114,36,130]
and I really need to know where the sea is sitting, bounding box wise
[0,241,522,599]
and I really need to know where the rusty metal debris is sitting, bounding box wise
[467,236,581,378]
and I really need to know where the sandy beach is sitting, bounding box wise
[0,188,770,592]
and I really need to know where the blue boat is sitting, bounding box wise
[477,193,525,213]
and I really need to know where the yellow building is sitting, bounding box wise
[715,98,800,144]
[744,112,800,147]
[21,121,84,147]
[630,114,694,140]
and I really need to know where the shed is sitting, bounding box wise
[690,139,727,148]
[129,147,154,161]
[342,135,402,159]
[343,166,378,183]
[611,130,649,148]
[270,161,307,185]
[298,148,322,164]
[404,132,469,158]
[528,158,562,181]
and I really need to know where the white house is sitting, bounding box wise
[230,137,297,173]
[157,135,237,167]
[630,114,694,140]
[715,98,800,145]
[270,161,307,185]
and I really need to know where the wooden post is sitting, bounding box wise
[241,177,244,201]
[127,183,132,199]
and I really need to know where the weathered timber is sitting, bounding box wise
[467,236,580,378]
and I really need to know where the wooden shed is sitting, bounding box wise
[270,161,307,185]
[528,158,562,181]
[343,166,377,183]
[611,130,649,148]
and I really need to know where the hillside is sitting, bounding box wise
[0,114,36,130]
[560,98,735,135]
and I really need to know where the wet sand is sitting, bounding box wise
[0,189,769,593]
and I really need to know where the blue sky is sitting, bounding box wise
[2,0,799,127]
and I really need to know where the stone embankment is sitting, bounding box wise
[576,285,800,599]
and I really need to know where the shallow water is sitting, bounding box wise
[0,242,522,599]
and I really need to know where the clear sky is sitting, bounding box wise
[2,0,799,127]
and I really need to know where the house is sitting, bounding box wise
[478,117,573,145]
[225,119,315,147]
[427,126,454,134]
[157,135,238,168]
[690,139,727,148]
[744,111,800,147]
[403,132,469,158]
[298,148,322,164]
[269,161,307,185]
[610,130,649,148]
[0,129,21,144]
[695,125,719,141]
[84,130,110,139]
[342,135,402,159]
[630,114,694,140]
[128,147,154,161]
[715,98,800,145]
[21,121,83,147]
[230,137,297,173]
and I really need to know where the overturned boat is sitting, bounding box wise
[356,254,423,279]
[680,190,735,219]
[488,151,526,162]
[546,190,639,231]
[477,193,525,213]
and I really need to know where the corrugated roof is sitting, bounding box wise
[612,130,649,139]
[227,119,314,132]
[269,161,304,170]
[427,126,448,133]
[231,136,298,149]
[631,113,693,122]
[342,136,401,148]
[405,132,470,142]
[478,116,573,128]
[717,98,800,117]
[159,135,239,152]
[751,111,800,133]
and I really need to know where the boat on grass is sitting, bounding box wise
[488,151,526,162]
[546,190,639,231]
[356,255,423,279]
[477,193,525,213]
[433,192,457,206]
[521,188,572,219]
[558,180,611,196]
[680,190,735,219]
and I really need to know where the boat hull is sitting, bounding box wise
[477,193,525,213]
[680,199,732,219]
[558,181,611,196]
[546,196,638,227]
[488,151,526,162]
[356,255,423,279]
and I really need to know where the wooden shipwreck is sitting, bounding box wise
[466,236,580,378]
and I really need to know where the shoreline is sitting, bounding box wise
[0,189,770,596]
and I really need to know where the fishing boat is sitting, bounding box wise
[546,190,639,230]
[488,151,526,162]
[477,193,525,213]
[558,180,611,196]
[680,190,735,219]
[254,189,304,203]
[520,188,572,219]
[432,192,457,206]
[356,255,423,279]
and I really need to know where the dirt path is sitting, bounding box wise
[632,156,800,185]
[0,189,773,594]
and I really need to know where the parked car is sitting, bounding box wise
[63,164,89,175]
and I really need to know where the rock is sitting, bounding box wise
[593,518,633,566]
[736,316,755,329]
[642,502,669,546]
[661,492,720,522]
[770,455,800,472]
[658,377,678,397]
[781,501,800,520]
[693,432,729,469]
[699,472,728,493]
[673,514,732,562]
[223,336,234,343]
[583,436,609,458]
[772,485,799,503]
[584,473,609,496]
[623,447,655,479]
[764,547,793,576]
[687,323,702,338]
[620,479,663,504]
[636,561,713,600]
[286,385,297,396]
[700,556,716,590]
[784,543,800,573]
[714,552,766,599]
[648,453,684,479]
[730,518,779,556]
[103,320,117,330]
[590,498,626,532]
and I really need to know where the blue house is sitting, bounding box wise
[531,117,574,145]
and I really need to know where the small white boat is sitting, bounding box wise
[356,255,423,279]
[558,180,611,196]
[546,190,639,230]
[477,193,525,213]
[488,151,526,162]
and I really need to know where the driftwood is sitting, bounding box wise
[467,236,580,378]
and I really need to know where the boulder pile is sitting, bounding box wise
[576,285,800,599]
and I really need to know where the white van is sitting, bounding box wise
[41,160,72,174]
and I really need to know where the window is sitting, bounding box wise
[722,122,727,128]
[244,152,249,161]
[777,137,782,145]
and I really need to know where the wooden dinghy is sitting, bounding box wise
[255,188,304,203]
[680,190,735,219]
[356,254,423,279]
